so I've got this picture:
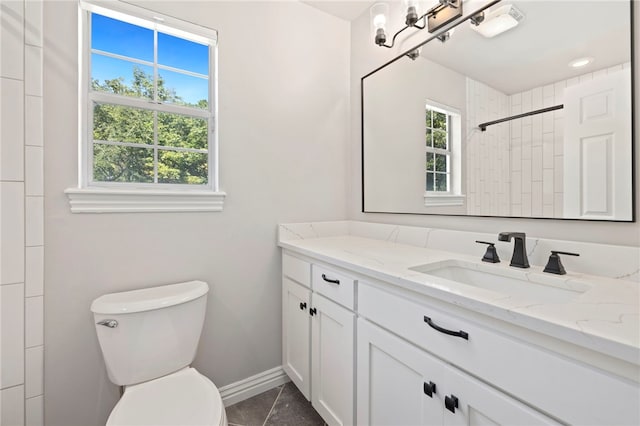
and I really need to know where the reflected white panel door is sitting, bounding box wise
[357,319,445,426]
[283,277,311,399]
[563,68,632,220]
[442,366,559,426]
[311,294,355,426]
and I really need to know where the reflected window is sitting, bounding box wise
[84,5,216,187]
[425,106,451,193]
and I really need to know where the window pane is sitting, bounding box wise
[425,109,432,128]
[426,152,434,171]
[433,129,447,149]
[158,32,209,75]
[91,13,153,62]
[435,154,447,172]
[92,54,154,99]
[433,111,447,130]
[93,104,154,145]
[158,113,208,149]
[426,128,433,147]
[158,69,209,108]
[426,172,434,191]
[435,173,448,191]
[93,144,154,183]
[158,150,208,185]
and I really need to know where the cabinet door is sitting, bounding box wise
[283,277,311,399]
[311,294,355,426]
[357,318,445,426]
[442,366,559,426]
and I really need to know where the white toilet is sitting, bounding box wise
[91,280,228,426]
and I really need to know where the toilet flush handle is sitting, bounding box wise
[97,319,118,328]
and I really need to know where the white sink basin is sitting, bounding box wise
[409,260,591,303]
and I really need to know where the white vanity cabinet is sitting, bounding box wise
[282,248,639,426]
[358,281,639,426]
[282,276,311,398]
[311,292,355,426]
[357,319,558,426]
[282,253,355,426]
[357,318,446,426]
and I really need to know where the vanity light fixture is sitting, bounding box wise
[569,57,594,68]
[470,3,524,38]
[371,0,463,49]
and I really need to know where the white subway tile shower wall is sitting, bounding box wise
[464,63,628,218]
[465,78,511,216]
[0,1,45,425]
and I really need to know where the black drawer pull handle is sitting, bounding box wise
[445,395,459,413]
[423,381,436,398]
[321,274,340,285]
[309,308,317,316]
[424,316,469,340]
[299,302,307,310]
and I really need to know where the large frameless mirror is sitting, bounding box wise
[362,0,634,221]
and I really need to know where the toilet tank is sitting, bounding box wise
[91,281,209,386]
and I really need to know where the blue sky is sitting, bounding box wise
[91,13,209,105]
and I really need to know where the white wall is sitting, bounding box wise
[350,3,640,245]
[364,55,467,214]
[43,2,349,425]
[0,1,45,425]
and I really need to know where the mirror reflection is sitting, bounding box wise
[362,0,633,221]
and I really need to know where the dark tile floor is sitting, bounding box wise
[226,382,327,426]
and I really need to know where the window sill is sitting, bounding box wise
[424,193,465,207]
[64,188,226,213]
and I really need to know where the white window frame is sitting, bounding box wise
[66,0,225,213]
[424,100,465,207]
[425,104,452,193]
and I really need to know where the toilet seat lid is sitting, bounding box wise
[107,368,224,426]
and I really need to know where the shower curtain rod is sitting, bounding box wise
[478,104,564,131]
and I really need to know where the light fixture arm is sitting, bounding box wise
[377,15,426,49]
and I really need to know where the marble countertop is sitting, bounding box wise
[279,233,639,365]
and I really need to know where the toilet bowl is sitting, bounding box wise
[107,368,226,426]
[91,281,227,426]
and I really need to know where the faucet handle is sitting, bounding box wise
[475,241,500,263]
[543,251,580,275]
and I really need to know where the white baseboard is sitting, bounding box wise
[219,366,290,407]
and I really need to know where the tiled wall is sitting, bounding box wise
[1,1,44,425]
[508,63,631,218]
[465,78,511,216]
[465,64,630,218]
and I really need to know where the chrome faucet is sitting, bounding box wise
[498,232,530,268]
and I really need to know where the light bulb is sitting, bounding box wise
[373,13,386,29]
[370,3,389,46]
[404,0,420,26]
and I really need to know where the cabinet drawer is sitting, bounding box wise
[283,253,311,288]
[312,265,355,309]
[359,282,479,371]
[358,282,640,425]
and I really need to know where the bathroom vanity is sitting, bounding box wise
[279,221,640,426]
